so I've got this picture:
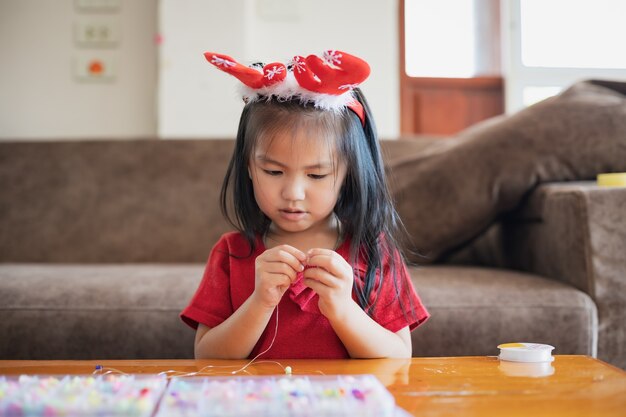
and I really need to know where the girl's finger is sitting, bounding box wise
[266,272,293,289]
[306,248,335,258]
[277,244,307,262]
[303,266,339,288]
[266,245,306,272]
[303,277,329,297]
[306,251,347,276]
[262,262,299,282]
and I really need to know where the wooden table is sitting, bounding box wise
[1,355,624,416]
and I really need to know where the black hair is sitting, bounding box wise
[220,89,411,316]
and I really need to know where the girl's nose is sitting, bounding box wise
[282,178,305,201]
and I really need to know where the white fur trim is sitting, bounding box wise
[239,71,356,112]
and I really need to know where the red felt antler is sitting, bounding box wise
[203,50,369,126]
[204,52,286,89]
[292,50,370,95]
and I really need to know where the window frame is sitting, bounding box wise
[399,0,504,135]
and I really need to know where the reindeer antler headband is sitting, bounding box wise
[204,50,370,126]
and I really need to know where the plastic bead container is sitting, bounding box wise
[0,374,167,416]
[157,374,396,417]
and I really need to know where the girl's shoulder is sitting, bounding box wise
[214,231,262,257]
[219,231,248,244]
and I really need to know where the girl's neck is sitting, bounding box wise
[264,216,343,253]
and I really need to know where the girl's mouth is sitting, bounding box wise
[279,209,307,221]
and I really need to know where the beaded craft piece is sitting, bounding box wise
[156,375,396,417]
[0,374,166,416]
[0,374,402,417]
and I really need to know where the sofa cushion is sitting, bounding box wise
[0,263,597,360]
[0,264,204,359]
[389,79,626,263]
[408,266,597,358]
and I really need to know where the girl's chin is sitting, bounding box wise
[269,216,316,233]
[271,221,309,234]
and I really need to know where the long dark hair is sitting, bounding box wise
[220,89,409,315]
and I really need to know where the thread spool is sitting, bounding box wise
[497,343,554,363]
[597,172,626,187]
[498,360,555,378]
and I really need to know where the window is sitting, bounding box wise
[404,0,500,78]
[503,0,626,112]
[521,0,626,69]
[404,0,476,78]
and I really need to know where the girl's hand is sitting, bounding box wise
[303,248,355,321]
[253,245,306,309]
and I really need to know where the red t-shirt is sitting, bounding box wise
[181,232,429,359]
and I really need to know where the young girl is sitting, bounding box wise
[181,50,429,359]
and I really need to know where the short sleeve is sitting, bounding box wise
[369,249,430,333]
[180,236,234,330]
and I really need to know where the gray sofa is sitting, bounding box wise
[1,136,623,368]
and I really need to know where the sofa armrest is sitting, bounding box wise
[502,182,626,368]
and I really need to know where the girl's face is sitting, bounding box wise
[249,129,347,236]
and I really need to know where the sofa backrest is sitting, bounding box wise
[0,140,235,262]
[0,138,437,263]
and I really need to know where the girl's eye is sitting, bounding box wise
[263,169,282,176]
[308,174,328,180]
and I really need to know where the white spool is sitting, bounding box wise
[498,343,555,363]
[498,360,555,377]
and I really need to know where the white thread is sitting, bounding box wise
[157,305,282,379]
[95,307,282,379]
[229,305,280,374]
[93,366,128,376]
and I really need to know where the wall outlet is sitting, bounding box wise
[75,21,120,47]
[74,56,115,82]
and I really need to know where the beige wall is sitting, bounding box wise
[159,0,400,139]
[0,0,158,140]
[0,0,399,140]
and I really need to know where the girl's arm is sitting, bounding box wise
[304,248,412,358]
[194,244,306,359]
[194,296,275,359]
[327,302,412,358]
